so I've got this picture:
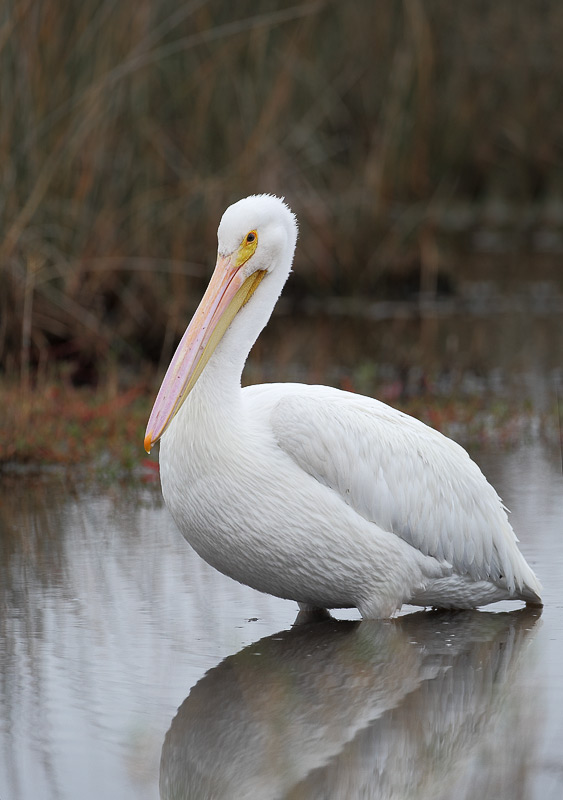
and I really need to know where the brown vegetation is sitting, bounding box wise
[0,1,561,465]
[2,0,562,380]
[0,381,147,469]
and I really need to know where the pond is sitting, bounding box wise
[0,440,562,800]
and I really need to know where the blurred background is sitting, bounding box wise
[1,0,562,464]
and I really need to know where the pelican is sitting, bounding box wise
[145,194,542,618]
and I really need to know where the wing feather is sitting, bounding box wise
[258,384,538,595]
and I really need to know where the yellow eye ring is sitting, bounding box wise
[234,230,258,268]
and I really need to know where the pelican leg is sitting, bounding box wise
[294,603,332,625]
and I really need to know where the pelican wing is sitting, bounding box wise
[265,385,536,595]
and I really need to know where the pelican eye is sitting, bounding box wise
[235,229,258,267]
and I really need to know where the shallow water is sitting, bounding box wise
[0,442,562,799]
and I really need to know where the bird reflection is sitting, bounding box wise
[160,609,541,800]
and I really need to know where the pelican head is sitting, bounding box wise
[144,194,298,453]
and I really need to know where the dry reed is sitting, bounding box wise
[0,0,561,384]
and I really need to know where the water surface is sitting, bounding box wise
[0,442,561,799]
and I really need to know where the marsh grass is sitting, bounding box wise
[1,0,562,382]
[0,373,558,471]
[1,1,562,465]
[0,379,148,469]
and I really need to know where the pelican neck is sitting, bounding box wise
[195,349,243,404]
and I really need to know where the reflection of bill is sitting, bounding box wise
[160,608,541,800]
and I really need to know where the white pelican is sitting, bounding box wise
[145,194,542,618]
